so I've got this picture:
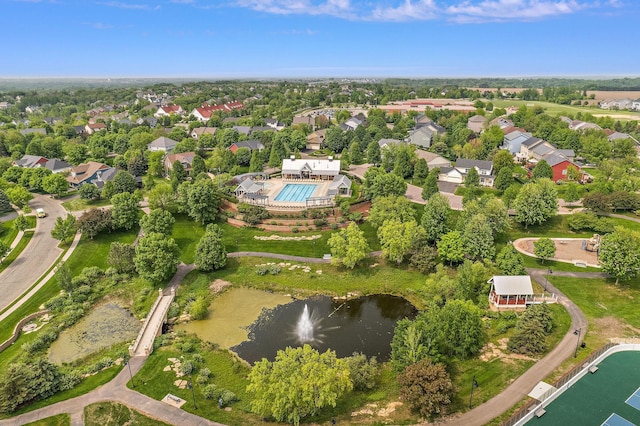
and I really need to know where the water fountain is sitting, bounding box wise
[296,304,315,344]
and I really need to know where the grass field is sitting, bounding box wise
[24,414,70,426]
[61,198,111,212]
[532,351,640,425]
[84,402,170,426]
[491,99,640,120]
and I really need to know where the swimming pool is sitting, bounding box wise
[274,184,318,202]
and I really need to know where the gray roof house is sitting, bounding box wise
[20,128,47,136]
[232,125,252,136]
[14,155,48,168]
[407,127,438,149]
[43,158,72,174]
[467,115,487,133]
[378,138,404,149]
[230,140,265,152]
[147,136,178,152]
[503,130,533,155]
[328,175,352,196]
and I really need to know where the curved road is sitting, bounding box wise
[0,194,67,313]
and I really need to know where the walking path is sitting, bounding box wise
[438,268,590,426]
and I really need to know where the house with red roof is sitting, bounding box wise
[154,104,184,118]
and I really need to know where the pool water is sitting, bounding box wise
[274,184,318,202]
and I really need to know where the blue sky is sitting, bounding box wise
[3,0,639,78]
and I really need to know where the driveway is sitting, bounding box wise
[0,194,67,312]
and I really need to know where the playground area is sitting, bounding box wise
[528,350,640,425]
[514,237,600,268]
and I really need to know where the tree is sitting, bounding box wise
[13,214,29,232]
[247,345,352,426]
[413,158,429,185]
[147,151,165,177]
[111,192,139,230]
[421,193,451,244]
[465,166,480,188]
[5,185,32,209]
[327,222,370,269]
[508,304,553,355]
[134,232,180,283]
[532,160,553,181]
[51,214,76,243]
[186,179,221,225]
[195,224,227,271]
[344,353,378,391]
[494,167,514,192]
[378,219,424,264]
[41,173,69,198]
[77,208,112,239]
[434,299,485,358]
[101,180,116,200]
[492,149,514,175]
[513,181,557,228]
[391,316,437,372]
[170,160,187,190]
[0,189,11,213]
[397,359,453,419]
[112,170,137,195]
[367,195,415,229]
[366,139,381,165]
[249,149,263,172]
[191,154,207,176]
[55,262,73,293]
[533,238,556,264]
[0,359,64,414]
[79,184,101,201]
[361,167,407,200]
[393,146,414,178]
[496,244,527,275]
[421,167,440,200]
[599,227,640,285]
[0,241,9,261]
[139,208,174,236]
[147,183,177,212]
[462,214,495,261]
[107,241,136,274]
[437,231,464,265]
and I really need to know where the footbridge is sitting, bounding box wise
[129,287,175,357]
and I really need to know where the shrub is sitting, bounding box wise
[268,264,281,275]
[292,227,299,233]
[180,360,195,375]
[203,384,220,400]
[220,390,238,405]
[314,218,328,228]
[345,353,379,390]
[567,212,614,234]
[330,223,339,230]
[255,264,269,275]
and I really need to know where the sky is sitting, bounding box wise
[2,0,639,79]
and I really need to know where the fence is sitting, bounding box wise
[502,342,618,426]
[0,310,50,353]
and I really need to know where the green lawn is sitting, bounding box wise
[61,198,112,212]
[0,218,18,245]
[172,215,381,264]
[84,402,171,426]
[65,228,138,276]
[491,99,640,119]
[24,414,70,426]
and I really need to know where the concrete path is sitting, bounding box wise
[0,194,67,313]
[437,268,589,426]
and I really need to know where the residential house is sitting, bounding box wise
[147,136,178,153]
[306,129,327,150]
[503,130,533,155]
[292,116,314,129]
[560,117,602,131]
[190,102,245,122]
[190,127,217,140]
[20,128,47,136]
[136,117,158,128]
[529,141,557,161]
[251,126,272,134]
[414,150,451,170]
[407,127,440,149]
[490,117,514,130]
[0,101,10,110]
[232,125,252,136]
[519,137,546,160]
[13,155,48,168]
[328,175,352,196]
[265,118,285,131]
[84,122,107,135]
[488,276,534,311]
[281,157,341,180]
[600,99,634,110]
[538,153,581,182]
[164,152,196,175]
[633,99,640,111]
[43,117,63,126]
[66,161,115,188]
[378,138,404,150]
[73,125,86,136]
[154,104,183,118]
[607,131,640,145]
[43,158,72,174]
[440,159,494,187]
[467,115,487,133]
[341,117,363,132]
[229,140,265,154]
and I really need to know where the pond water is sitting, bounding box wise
[231,293,417,364]
[175,287,292,349]
[48,303,141,364]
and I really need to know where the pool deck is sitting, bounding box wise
[256,179,332,209]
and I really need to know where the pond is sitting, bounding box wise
[48,303,141,364]
[233,294,417,364]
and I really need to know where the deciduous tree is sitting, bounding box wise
[139,208,175,236]
[421,193,451,244]
[532,160,553,181]
[421,167,440,200]
[397,359,453,419]
[599,227,640,284]
[533,238,556,264]
[51,214,76,243]
[247,345,352,426]
[378,219,424,264]
[437,231,464,265]
[78,184,101,201]
[41,173,69,198]
[496,244,527,275]
[195,224,227,271]
[108,242,136,274]
[134,232,180,283]
[110,192,139,230]
[327,222,369,269]
[368,195,415,229]
[77,208,112,239]
[462,214,495,261]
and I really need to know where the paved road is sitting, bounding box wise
[437,268,589,426]
[0,194,67,312]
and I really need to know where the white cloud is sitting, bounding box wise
[99,1,160,10]
[231,0,608,22]
[83,21,114,29]
[445,0,585,23]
